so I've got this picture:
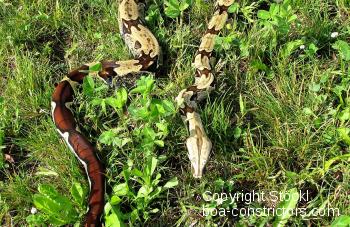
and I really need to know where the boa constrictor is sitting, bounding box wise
[51,0,233,225]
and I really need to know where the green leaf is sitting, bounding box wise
[130,76,155,95]
[0,152,4,169]
[257,10,270,19]
[131,168,143,178]
[105,97,121,110]
[151,99,165,116]
[251,59,268,72]
[324,153,350,173]
[130,209,139,222]
[272,188,299,227]
[89,62,102,72]
[70,182,85,207]
[113,183,129,196]
[154,140,164,147]
[149,186,162,199]
[163,177,178,189]
[33,194,61,215]
[38,184,59,198]
[91,98,103,106]
[228,3,239,13]
[214,178,225,188]
[99,129,131,148]
[33,192,77,223]
[93,32,102,39]
[116,88,128,106]
[165,0,179,9]
[331,215,350,227]
[48,216,70,225]
[161,100,176,115]
[332,40,350,61]
[110,195,122,205]
[142,127,156,141]
[179,2,189,11]
[303,107,314,116]
[288,14,297,22]
[164,7,180,18]
[338,108,350,122]
[119,138,132,148]
[33,184,78,224]
[105,210,123,227]
[101,99,106,114]
[306,43,318,56]
[26,214,48,225]
[137,185,151,198]
[309,83,321,92]
[164,0,180,18]
[128,104,150,120]
[149,208,160,213]
[269,4,279,16]
[156,122,169,135]
[337,127,350,145]
[146,156,158,177]
[179,0,192,11]
[282,40,303,58]
[233,127,242,139]
[146,4,163,24]
[239,40,249,57]
[83,75,95,97]
[99,130,115,146]
[106,88,128,110]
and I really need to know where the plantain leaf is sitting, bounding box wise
[272,188,299,227]
[331,215,350,227]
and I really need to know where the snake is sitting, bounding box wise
[50,0,233,225]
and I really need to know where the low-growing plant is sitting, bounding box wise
[145,0,167,39]
[272,188,299,227]
[78,73,178,225]
[214,3,249,54]
[105,157,178,226]
[164,0,192,19]
[333,40,350,62]
[145,1,164,26]
[330,39,350,147]
[26,182,87,226]
[257,0,298,50]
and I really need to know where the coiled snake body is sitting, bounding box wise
[51,0,233,225]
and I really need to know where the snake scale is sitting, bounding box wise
[51,0,233,225]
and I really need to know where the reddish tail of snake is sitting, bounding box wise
[51,67,105,226]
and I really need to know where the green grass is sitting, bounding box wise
[1,0,350,226]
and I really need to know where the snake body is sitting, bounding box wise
[51,0,232,225]
[176,0,233,178]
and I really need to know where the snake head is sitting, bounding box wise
[186,113,212,178]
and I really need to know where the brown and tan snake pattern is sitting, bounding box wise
[51,0,233,225]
